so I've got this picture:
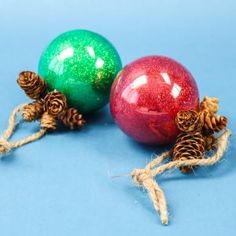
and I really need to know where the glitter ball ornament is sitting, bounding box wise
[110,56,199,145]
[38,29,122,113]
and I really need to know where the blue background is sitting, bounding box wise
[0,0,235,235]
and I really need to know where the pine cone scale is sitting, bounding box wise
[44,91,68,117]
[40,112,57,130]
[173,110,205,173]
[60,108,85,130]
[200,111,227,133]
[17,71,47,99]
[22,99,45,121]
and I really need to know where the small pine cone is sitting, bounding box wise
[44,91,68,117]
[17,71,47,99]
[204,135,217,151]
[60,108,85,129]
[200,96,219,114]
[40,112,57,130]
[172,131,205,173]
[22,99,44,121]
[199,110,227,133]
[176,110,202,133]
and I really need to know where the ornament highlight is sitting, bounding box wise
[110,56,199,145]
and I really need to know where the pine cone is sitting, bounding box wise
[200,96,219,114]
[22,99,44,121]
[172,131,205,173]
[199,110,227,134]
[44,91,67,117]
[60,108,85,129]
[40,112,57,130]
[204,135,217,151]
[175,110,202,133]
[17,71,47,99]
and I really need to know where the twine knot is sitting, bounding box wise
[0,138,12,154]
[131,168,153,186]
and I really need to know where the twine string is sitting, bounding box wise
[0,104,46,155]
[131,129,231,225]
[2,104,26,140]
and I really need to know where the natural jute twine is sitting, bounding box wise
[0,104,46,155]
[131,129,231,225]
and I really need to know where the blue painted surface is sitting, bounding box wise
[0,0,235,235]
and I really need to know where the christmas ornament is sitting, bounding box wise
[110,56,199,144]
[39,29,122,113]
[110,55,230,225]
[0,30,121,155]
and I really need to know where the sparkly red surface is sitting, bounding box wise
[110,56,199,145]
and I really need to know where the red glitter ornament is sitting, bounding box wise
[110,56,199,145]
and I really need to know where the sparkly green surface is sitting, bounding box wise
[38,30,122,113]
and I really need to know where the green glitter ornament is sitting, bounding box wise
[38,29,122,113]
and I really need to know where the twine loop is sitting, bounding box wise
[0,104,47,156]
[0,138,12,154]
[131,129,231,225]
